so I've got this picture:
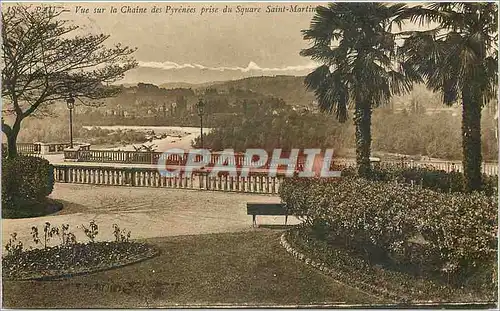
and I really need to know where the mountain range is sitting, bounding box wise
[120,62,314,86]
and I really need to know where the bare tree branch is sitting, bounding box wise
[2,4,137,157]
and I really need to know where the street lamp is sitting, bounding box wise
[196,98,205,149]
[66,95,75,149]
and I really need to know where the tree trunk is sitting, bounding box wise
[461,88,482,192]
[6,125,20,158]
[354,102,372,177]
[2,119,21,158]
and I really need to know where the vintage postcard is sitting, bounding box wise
[1,1,498,309]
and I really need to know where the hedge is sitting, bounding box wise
[279,177,497,282]
[338,164,497,196]
[2,156,55,209]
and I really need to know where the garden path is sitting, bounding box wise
[2,184,300,248]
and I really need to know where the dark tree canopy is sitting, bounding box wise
[400,3,497,107]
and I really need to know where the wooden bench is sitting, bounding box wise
[247,202,289,227]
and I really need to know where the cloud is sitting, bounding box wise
[137,61,317,73]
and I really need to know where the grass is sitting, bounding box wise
[2,230,378,308]
[2,198,63,219]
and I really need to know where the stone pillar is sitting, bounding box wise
[36,142,50,155]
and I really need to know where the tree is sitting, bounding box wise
[2,5,137,157]
[301,3,418,176]
[400,3,498,191]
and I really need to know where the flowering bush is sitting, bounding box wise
[280,176,497,280]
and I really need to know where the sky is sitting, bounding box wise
[68,2,322,85]
[4,2,426,85]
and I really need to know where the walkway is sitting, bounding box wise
[2,184,300,248]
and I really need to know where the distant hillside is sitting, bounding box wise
[207,75,315,107]
[159,81,212,89]
[94,76,451,120]
[161,75,315,107]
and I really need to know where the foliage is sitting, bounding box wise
[340,164,497,195]
[60,224,78,246]
[1,4,137,157]
[1,155,54,209]
[2,222,156,281]
[279,176,497,283]
[32,222,75,248]
[198,108,349,153]
[43,222,59,249]
[301,3,420,176]
[286,227,496,302]
[79,127,148,146]
[13,117,151,147]
[113,224,131,243]
[5,233,23,257]
[372,110,462,160]
[199,105,497,161]
[400,3,498,191]
[81,220,99,242]
[2,241,157,280]
[8,80,499,163]
[31,227,40,245]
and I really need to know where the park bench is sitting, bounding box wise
[246,202,290,227]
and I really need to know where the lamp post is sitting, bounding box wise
[196,98,205,149]
[66,95,75,149]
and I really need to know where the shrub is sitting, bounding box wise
[338,164,497,196]
[279,177,497,282]
[2,155,55,209]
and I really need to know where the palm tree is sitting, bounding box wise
[301,3,418,177]
[400,3,498,192]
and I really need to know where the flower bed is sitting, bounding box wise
[2,241,159,280]
[282,226,496,303]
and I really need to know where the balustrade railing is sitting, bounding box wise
[64,149,307,169]
[18,143,41,154]
[63,150,498,176]
[53,164,284,194]
[51,157,497,194]
[2,143,41,154]
[2,142,90,155]
[334,158,498,176]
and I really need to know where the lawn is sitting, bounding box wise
[2,230,379,308]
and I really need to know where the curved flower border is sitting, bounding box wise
[4,244,160,281]
[279,232,402,303]
[280,231,497,305]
